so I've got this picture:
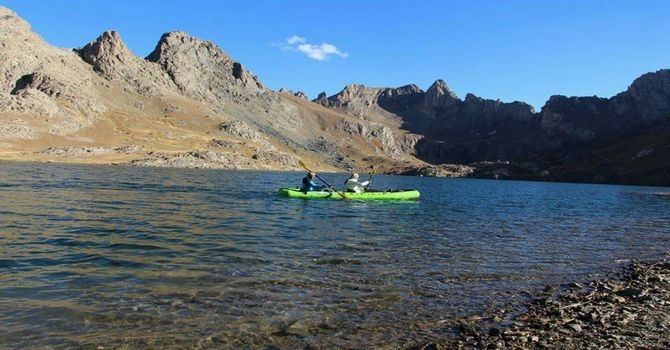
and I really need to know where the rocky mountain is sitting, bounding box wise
[317,71,670,186]
[0,6,423,174]
[0,5,668,186]
[540,70,670,142]
[317,81,539,162]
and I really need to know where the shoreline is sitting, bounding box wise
[2,158,670,189]
[414,253,670,349]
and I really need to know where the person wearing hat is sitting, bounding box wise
[301,171,327,192]
[344,173,370,193]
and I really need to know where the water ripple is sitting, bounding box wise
[0,162,668,348]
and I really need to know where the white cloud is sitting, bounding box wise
[277,36,349,61]
[297,43,349,61]
[286,35,306,45]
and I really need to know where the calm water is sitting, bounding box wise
[1,161,668,349]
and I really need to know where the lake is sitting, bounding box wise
[1,161,668,349]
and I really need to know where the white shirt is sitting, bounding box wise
[345,178,370,193]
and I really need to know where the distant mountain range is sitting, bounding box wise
[1,6,668,186]
[314,72,670,185]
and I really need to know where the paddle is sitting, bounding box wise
[365,165,374,190]
[298,160,348,199]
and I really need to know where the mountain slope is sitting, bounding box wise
[0,6,424,173]
[318,72,670,185]
[1,5,667,186]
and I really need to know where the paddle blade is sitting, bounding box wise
[298,160,309,171]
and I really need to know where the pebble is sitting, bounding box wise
[418,255,670,349]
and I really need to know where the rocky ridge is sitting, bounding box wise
[78,30,179,97]
[0,5,668,185]
[539,69,670,143]
[319,71,670,185]
[0,6,422,172]
[0,8,105,140]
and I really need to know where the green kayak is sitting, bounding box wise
[277,187,420,200]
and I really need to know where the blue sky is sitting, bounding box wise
[4,0,669,110]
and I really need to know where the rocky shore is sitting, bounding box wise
[415,254,670,349]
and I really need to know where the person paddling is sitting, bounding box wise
[301,171,328,192]
[344,173,370,193]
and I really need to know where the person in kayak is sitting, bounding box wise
[344,173,370,193]
[301,172,327,192]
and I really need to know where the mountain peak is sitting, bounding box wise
[145,31,264,102]
[78,31,134,73]
[76,30,177,96]
[425,79,460,108]
[624,69,670,122]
